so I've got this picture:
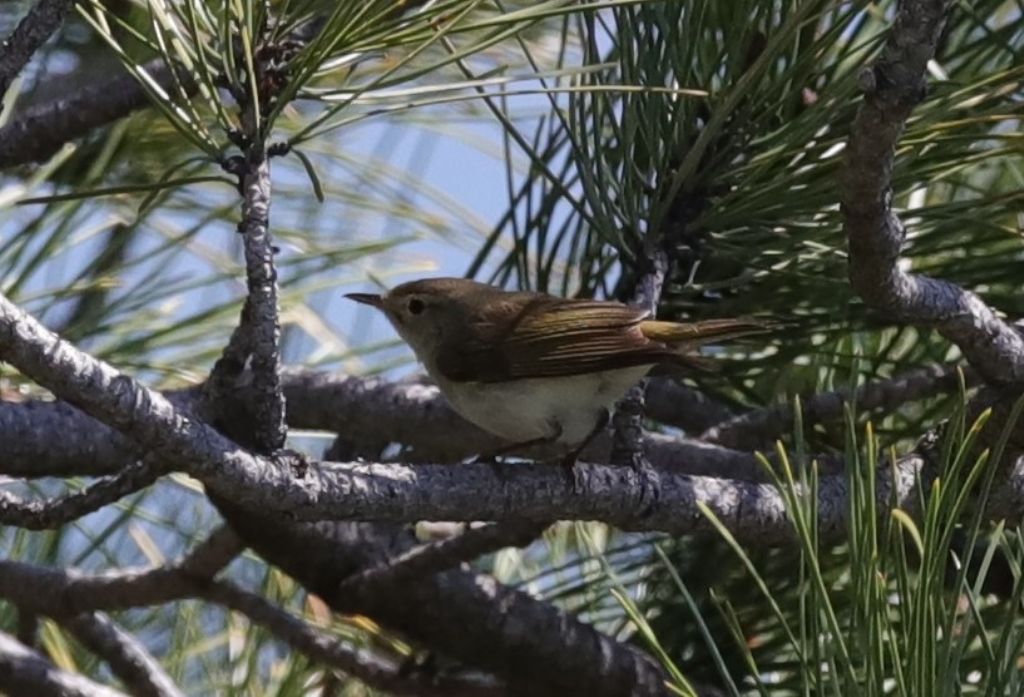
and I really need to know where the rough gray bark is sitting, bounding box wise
[61,613,185,697]
[237,154,287,452]
[0,59,194,169]
[0,0,74,104]
[0,371,768,479]
[702,365,971,449]
[0,291,961,541]
[200,579,503,697]
[0,536,501,697]
[842,0,1024,385]
[0,630,128,697]
[0,458,167,528]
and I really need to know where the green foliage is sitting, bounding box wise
[471,0,1023,446]
[2,0,1022,693]
[513,392,1024,695]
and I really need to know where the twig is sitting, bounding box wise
[702,364,972,449]
[611,248,671,466]
[841,0,1024,385]
[204,300,253,409]
[0,459,168,529]
[0,526,241,615]
[0,630,127,697]
[0,0,74,103]
[339,521,550,594]
[61,613,185,697]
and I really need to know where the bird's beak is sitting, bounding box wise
[344,292,384,309]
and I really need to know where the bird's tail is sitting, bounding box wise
[640,318,770,347]
[641,318,770,372]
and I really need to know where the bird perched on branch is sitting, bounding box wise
[347,278,767,466]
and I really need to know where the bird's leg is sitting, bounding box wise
[560,408,610,491]
[559,408,610,469]
[470,436,555,464]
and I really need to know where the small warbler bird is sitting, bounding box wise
[346,278,766,462]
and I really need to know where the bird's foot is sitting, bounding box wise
[627,453,660,518]
[559,451,586,494]
[272,448,310,478]
[397,649,438,679]
[466,451,499,465]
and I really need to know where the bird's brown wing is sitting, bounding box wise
[435,296,673,383]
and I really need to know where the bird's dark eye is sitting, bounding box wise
[407,298,425,315]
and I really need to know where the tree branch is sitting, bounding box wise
[235,153,286,452]
[230,512,673,697]
[0,526,241,615]
[0,290,302,507]
[0,630,127,697]
[0,290,930,541]
[841,0,1024,384]
[4,556,501,697]
[644,378,736,433]
[702,364,971,449]
[0,0,74,104]
[612,248,670,467]
[0,519,662,696]
[60,613,185,697]
[200,579,503,697]
[0,58,194,169]
[1,370,765,479]
[212,443,671,697]
[0,458,167,529]
[14,609,37,649]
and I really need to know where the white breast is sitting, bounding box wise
[433,366,652,447]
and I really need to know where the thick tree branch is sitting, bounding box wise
[213,443,672,697]
[3,556,500,697]
[0,389,205,478]
[1,371,765,479]
[702,365,971,449]
[0,291,927,540]
[61,613,185,697]
[0,630,127,697]
[0,458,167,529]
[224,512,672,697]
[282,370,498,460]
[841,0,1024,384]
[0,323,686,697]
[0,0,74,104]
[0,521,660,696]
[0,59,194,169]
[0,290,308,509]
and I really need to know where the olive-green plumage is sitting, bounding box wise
[346,278,767,450]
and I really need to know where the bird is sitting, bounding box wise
[346,277,767,465]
